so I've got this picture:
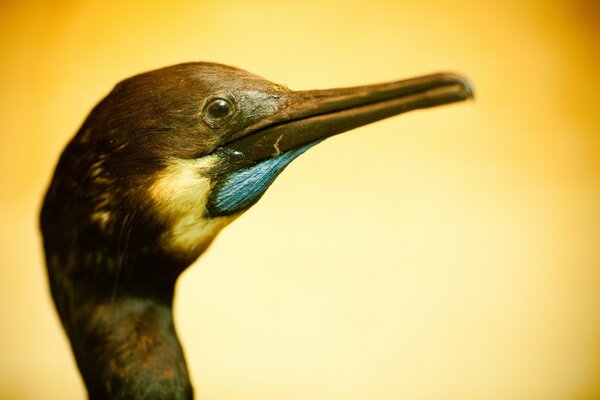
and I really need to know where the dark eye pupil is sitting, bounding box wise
[207,98,232,119]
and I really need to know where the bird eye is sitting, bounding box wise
[203,98,234,127]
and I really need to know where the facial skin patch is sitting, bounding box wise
[148,156,238,258]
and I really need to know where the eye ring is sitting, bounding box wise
[203,97,235,128]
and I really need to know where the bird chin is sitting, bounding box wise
[144,141,319,264]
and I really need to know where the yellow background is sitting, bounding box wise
[1,1,599,399]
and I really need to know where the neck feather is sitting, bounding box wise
[69,295,193,400]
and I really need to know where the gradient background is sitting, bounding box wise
[1,1,599,399]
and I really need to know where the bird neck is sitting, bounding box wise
[72,295,194,400]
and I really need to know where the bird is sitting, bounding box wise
[40,62,473,399]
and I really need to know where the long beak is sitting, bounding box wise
[223,72,473,161]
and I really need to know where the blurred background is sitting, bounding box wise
[1,0,599,399]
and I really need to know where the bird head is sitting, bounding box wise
[41,62,472,299]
